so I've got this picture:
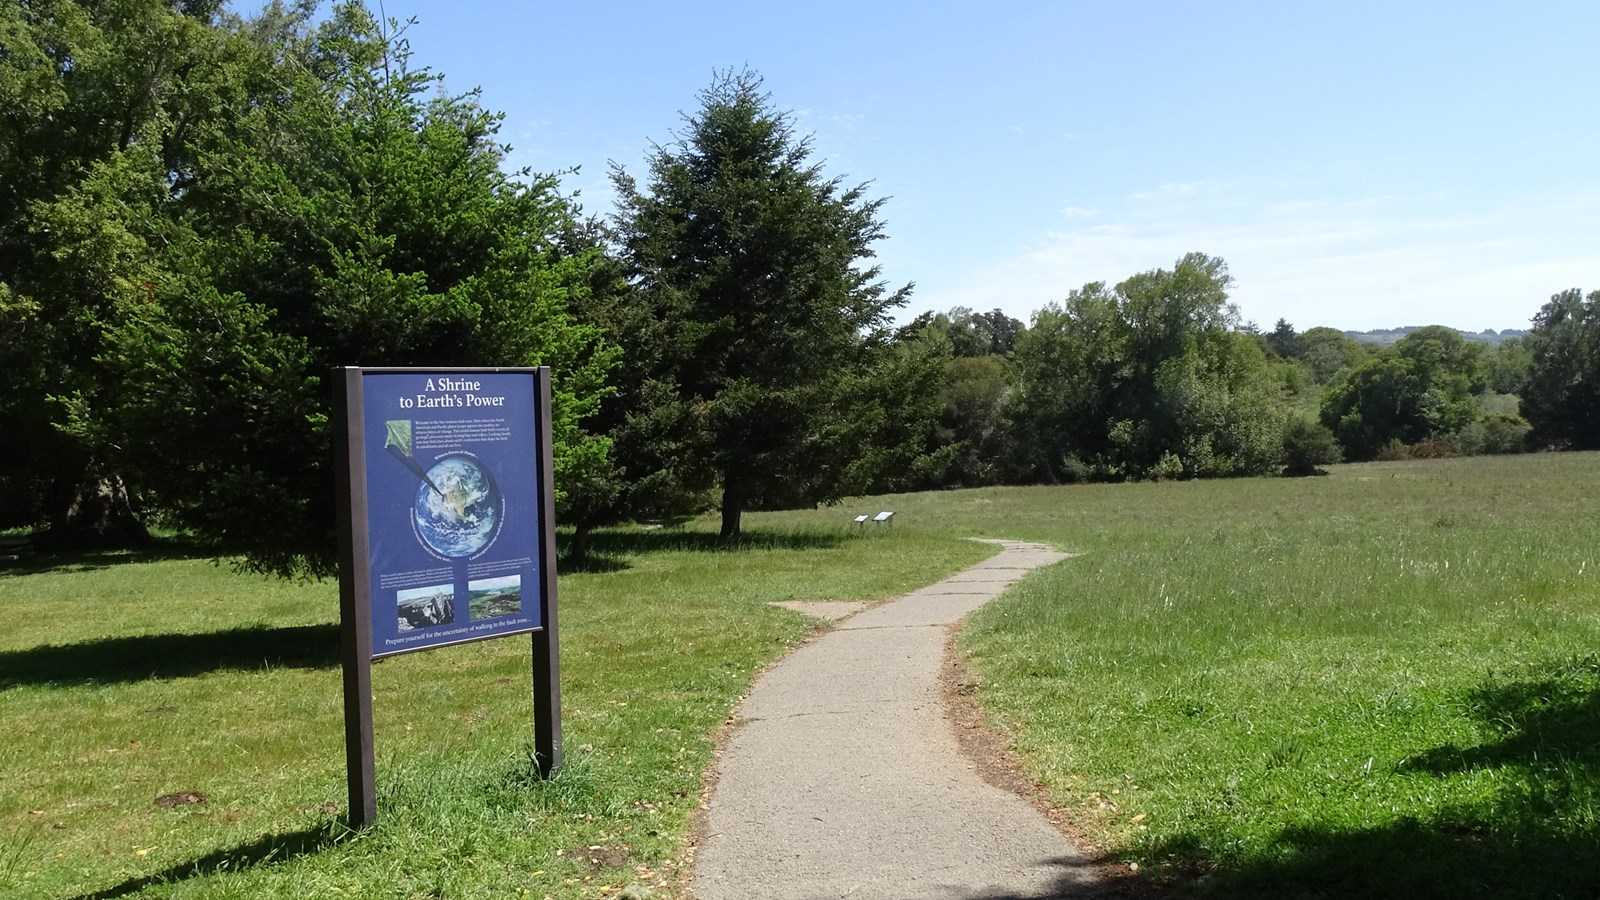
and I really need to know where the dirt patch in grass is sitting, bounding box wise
[768,599,868,621]
[153,790,207,808]
[565,842,632,870]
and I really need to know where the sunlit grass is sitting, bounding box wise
[7,454,1600,898]
[955,454,1600,897]
[0,523,986,899]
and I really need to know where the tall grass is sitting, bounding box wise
[952,455,1600,897]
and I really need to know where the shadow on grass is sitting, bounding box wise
[0,623,338,688]
[0,534,220,577]
[1151,658,1600,899]
[67,820,352,900]
[556,526,850,574]
[1151,819,1598,899]
[1406,656,1600,776]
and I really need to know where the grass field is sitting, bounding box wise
[0,528,986,899]
[5,453,1599,898]
[943,454,1600,898]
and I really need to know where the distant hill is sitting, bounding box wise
[1342,326,1530,347]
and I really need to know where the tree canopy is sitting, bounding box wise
[1521,288,1600,449]
[1319,326,1487,460]
[3,1,613,573]
[2,2,1579,564]
[1009,253,1288,482]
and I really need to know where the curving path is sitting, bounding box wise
[693,540,1108,900]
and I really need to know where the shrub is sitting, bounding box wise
[1151,452,1185,481]
[1456,414,1532,455]
[1281,419,1341,477]
[1410,438,1456,459]
[1375,439,1413,461]
[1059,454,1094,484]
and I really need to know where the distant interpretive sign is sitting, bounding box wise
[333,367,562,827]
[358,370,543,655]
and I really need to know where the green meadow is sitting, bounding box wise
[5,453,1600,898]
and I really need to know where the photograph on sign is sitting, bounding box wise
[360,371,544,656]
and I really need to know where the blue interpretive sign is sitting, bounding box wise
[334,366,563,827]
[357,370,545,656]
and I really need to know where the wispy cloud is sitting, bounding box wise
[913,181,1598,331]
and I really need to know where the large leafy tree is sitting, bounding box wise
[0,0,232,543]
[1521,288,1600,449]
[1009,254,1288,482]
[926,306,1025,358]
[610,70,927,538]
[22,2,613,575]
[1294,326,1369,383]
[1319,326,1485,459]
[934,352,1016,487]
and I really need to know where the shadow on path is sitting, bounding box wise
[0,623,339,688]
[941,854,1151,899]
[66,821,351,900]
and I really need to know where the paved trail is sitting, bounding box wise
[693,540,1108,900]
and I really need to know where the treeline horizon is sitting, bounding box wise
[5,1,1599,573]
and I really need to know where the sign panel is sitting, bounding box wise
[358,370,543,656]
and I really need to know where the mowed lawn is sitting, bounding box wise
[5,453,1600,898]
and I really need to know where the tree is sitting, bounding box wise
[932,353,1014,487]
[1319,326,1484,460]
[1009,254,1289,482]
[929,306,1024,358]
[1266,318,1299,358]
[62,3,614,576]
[1295,326,1368,383]
[1487,337,1532,396]
[610,69,922,538]
[1521,288,1600,449]
[1281,419,1341,476]
[1455,413,1531,455]
[0,0,231,544]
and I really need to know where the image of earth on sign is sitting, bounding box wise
[413,455,501,558]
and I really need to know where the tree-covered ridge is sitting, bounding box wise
[1343,326,1530,347]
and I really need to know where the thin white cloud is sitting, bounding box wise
[913,182,1598,331]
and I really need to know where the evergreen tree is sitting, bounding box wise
[610,70,925,538]
[0,0,230,543]
[1266,318,1299,358]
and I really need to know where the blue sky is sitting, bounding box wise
[373,0,1596,332]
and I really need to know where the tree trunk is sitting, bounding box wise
[718,487,742,540]
[36,472,151,551]
[570,522,592,566]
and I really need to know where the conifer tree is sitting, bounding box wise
[611,70,928,538]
